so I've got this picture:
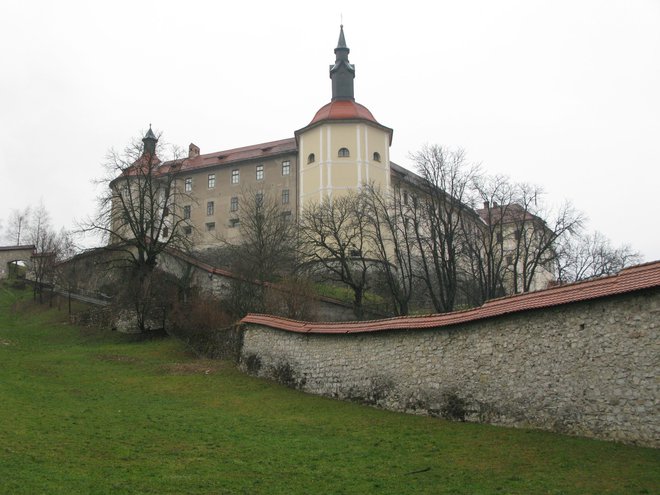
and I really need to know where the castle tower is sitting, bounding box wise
[295,25,393,208]
[142,125,158,156]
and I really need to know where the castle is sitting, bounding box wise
[148,25,415,248]
[112,25,554,300]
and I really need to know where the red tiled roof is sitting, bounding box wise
[241,260,660,334]
[308,100,379,126]
[296,100,393,145]
[171,138,297,174]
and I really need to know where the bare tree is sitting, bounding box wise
[298,193,374,319]
[224,188,298,317]
[555,231,642,283]
[462,175,516,304]
[27,202,60,303]
[82,129,192,331]
[410,145,479,312]
[53,229,81,313]
[4,207,31,246]
[363,183,418,316]
[231,188,297,283]
[508,183,584,293]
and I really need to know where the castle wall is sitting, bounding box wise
[240,288,659,446]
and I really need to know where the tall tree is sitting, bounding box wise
[224,188,298,316]
[5,207,31,246]
[231,188,297,283]
[363,183,418,316]
[508,184,583,293]
[410,145,479,312]
[462,175,516,304]
[298,193,374,319]
[27,202,60,303]
[83,128,192,331]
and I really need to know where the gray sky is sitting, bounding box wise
[1,0,659,260]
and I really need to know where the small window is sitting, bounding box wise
[255,192,264,207]
[183,205,191,220]
[231,169,239,184]
[230,197,239,212]
[282,210,292,221]
[350,248,361,257]
[230,218,240,228]
[514,231,522,241]
[256,164,264,181]
[163,206,170,217]
[496,233,503,243]
[184,177,192,192]
[506,255,513,265]
[207,201,214,216]
[183,226,192,235]
[282,189,289,205]
[403,191,408,206]
[208,174,215,188]
[338,147,350,157]
[282,160,290,175]
[307,153,315,164]
[373,152,381,162]
[206,222,215,232]
[162,226,169,238]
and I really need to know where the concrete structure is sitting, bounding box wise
[0,245,34,279]
[240,261,660,446]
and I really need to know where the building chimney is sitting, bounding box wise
[493,201,499,208]
[483,201,489,209]
[189,143,200,159]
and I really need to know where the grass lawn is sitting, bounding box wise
[0,282,658,494]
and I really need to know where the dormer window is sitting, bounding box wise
[373,152,381,162]
[307,153,315,164]
[338,147,350,157]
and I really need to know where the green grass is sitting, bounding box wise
[314,282,385,305]
[0,282,658,494]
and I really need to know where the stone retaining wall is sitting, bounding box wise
[241,289,659,447]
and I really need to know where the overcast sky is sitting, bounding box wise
[1,0,659,260]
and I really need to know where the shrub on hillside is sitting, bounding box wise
[167,294,242,359]
[169,295,234,335]
[263,276,319,320]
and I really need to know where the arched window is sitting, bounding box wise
[307,153,315,164]
[373,152,381,162]
[338,147,350,157]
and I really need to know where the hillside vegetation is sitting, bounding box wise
[0,282,657,494]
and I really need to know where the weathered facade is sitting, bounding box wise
[0,245,34,279]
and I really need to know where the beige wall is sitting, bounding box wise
[298,122,390,208]
[173,153,297,247]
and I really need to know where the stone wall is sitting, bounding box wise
[0,245,34,280]
[240,289,659,447]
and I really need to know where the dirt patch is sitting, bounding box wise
[161,361,220,375]
[0,339,13,346]
[95,353,139,363]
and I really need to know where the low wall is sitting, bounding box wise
[241,287,659,447]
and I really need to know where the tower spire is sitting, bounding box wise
[329,25,355,101]
[142,124,158,156]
